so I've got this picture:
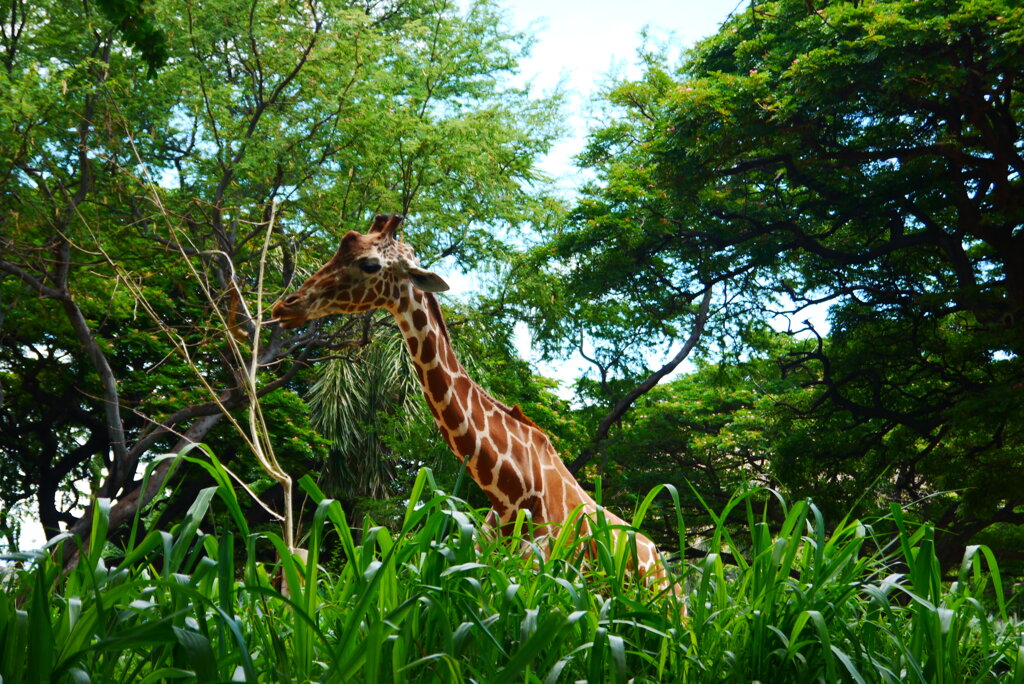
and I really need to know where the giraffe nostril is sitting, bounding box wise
[283,294,300,306]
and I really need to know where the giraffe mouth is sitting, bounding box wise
[273,313,306,329]
[271,303,306,329]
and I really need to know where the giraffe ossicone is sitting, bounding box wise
[273,214,683,605]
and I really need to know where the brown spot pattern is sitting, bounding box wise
[453,431,476,461]
[490,417,509,454]
[412,309,427,330]
[442,341,456,368]
[420,335,436,364]
[531,456,543,492]
[442,399,464,431]
[471,394,486,431]
[475,439,497,485]
[547,476,565,517]
[521,495,544,520]
[497,461,524,504]
[453,375,470,399]
[427,364,447,402]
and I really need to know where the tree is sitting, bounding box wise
[0,0,560,551]
[523,0,1023,568]
[96,0,168,74]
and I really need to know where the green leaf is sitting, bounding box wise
[172,626,219,683]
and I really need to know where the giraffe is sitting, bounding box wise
[273,214,683,602]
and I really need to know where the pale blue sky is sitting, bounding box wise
[509,0,744,90]
[453,1,748,382]
[507,0,745,190]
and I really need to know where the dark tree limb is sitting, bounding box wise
[568,287,713,476]
[58,335,312,570]
[60,411,224,571]
[56,280,132,496]
[1,243,133,499]
[0,259,65,299]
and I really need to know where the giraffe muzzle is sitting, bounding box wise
[272,297,306,329]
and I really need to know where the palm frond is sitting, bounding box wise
[306,329,426,499]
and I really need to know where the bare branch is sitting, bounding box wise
[0,259,65,299]
[568,287,714,475]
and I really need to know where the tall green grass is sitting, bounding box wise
[1,449,1021,682]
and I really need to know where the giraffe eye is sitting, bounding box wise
[359,258,382,274]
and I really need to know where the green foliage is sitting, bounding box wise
[96,0,169,74]
[1,449,1020,682]
[593,334,804,544]
[306,330,425,500]
[520,0,1024,569]
[0,0,561,546]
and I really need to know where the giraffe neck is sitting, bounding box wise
[387,287,553,517]
[383,288,672,592]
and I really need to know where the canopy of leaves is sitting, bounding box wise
[521,0,1024,568]
[0,0,561,547]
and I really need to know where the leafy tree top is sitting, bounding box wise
[515,0,1023,569]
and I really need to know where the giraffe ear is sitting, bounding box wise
[408,266,450,293]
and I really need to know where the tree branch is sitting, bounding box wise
[568,287,713,475]
[0,259,65,299]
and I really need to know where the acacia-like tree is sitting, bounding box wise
[524,0,1023,568]
[0,0,560,549]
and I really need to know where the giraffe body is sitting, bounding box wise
[274,214,680,597]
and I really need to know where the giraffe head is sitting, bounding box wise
[272,214,449,329]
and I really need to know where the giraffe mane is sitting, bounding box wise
[422,292,450,343]
[507,404,543,430]
[422,289,534,428]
